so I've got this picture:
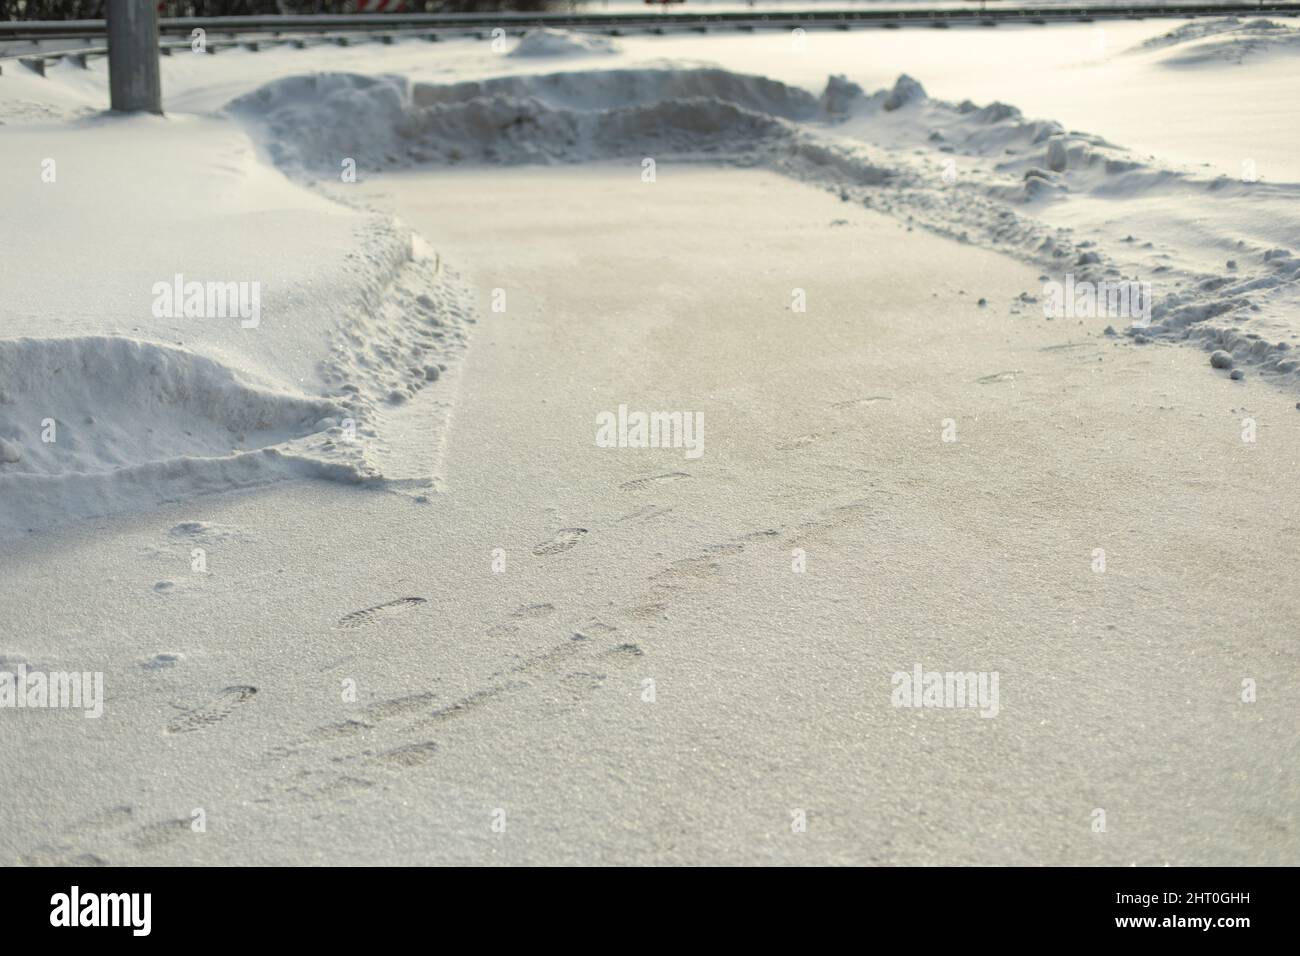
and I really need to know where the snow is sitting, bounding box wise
[1,111,474,534]
[507,28,621,58]
[4,20,1299,530]
[3,19,1299,865]
[223,55,1300,388]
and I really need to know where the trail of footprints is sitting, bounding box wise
[531,470,689,555]
[610,497,872,624]
[255,576,689,806]
[261,511,844,802]
[16,485,873,859]
[274,492,862,812]
[20,803,196,866]
[257,614,647,806]
[77,484,873,831]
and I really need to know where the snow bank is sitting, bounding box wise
[0,115,474,535]
[508,28,620,59]
[226,68,829,170]
[1136,17,1300,65]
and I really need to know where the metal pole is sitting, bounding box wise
[106,0,162,114]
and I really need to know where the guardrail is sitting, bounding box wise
[2,4,1296,77]
[2,4,1298,43]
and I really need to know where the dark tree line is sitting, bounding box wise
[1,1,557,19]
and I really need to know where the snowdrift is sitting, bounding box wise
[1135,17,1300,65]
[508,28,620,59]
[0,116,474,535]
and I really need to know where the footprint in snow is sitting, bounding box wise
[336,597,427,630]
[165,685,257,735]
[532,528,587,556]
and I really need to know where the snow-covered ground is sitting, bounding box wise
[4,16,1299,532]
[2,19,1298,865]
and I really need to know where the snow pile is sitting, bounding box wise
[0,336,342,480]
[0,115,474,535]
[226,68,830,171]
[508,28,620,59]
[1136,17,1300,65]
